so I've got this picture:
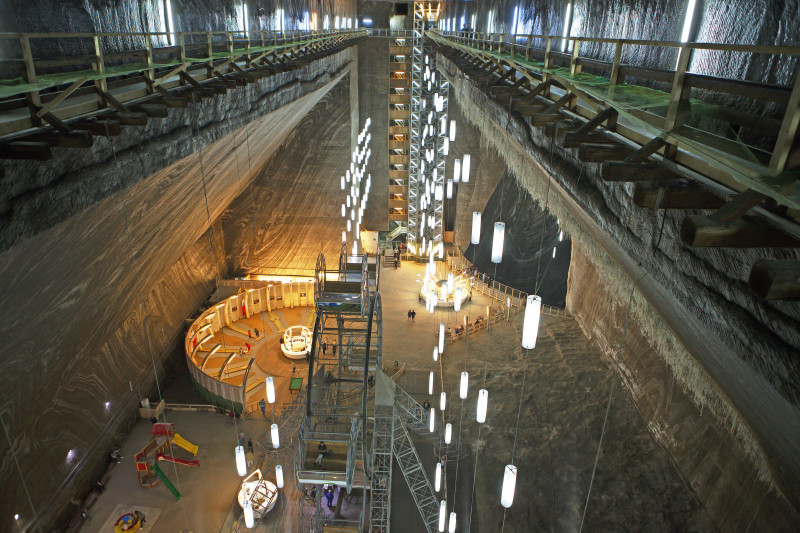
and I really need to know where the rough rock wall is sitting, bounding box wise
[0,50,353,531]
[465,171,572,307]
[437,52,800,529]
[221,77,353,272]
[357,38,390,231]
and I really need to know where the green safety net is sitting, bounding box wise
[432,35,798,209]
[0,32,365,100]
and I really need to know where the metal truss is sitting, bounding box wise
[392,407,441,533]
[369,405,395,533]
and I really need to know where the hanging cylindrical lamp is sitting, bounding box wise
[347,219,352,232]
[449,120,456,142]
[275,464,284,488]
[448,512,457,533]
[266,377,276,404]
[340,176,345,190]
[271,423,280,449]
[462,154,471,183]
[429,371,435,395]
[553,247,557,258]
[476,389,488,423]
[342,231,346,243]
[491,222,505,263]
[446,179,453,199]
[453,159,461,183]
[235,445,247,476]
[439,500,447,532]
[443,137,449,155]
[243,499,255,528]
[522,295,542,349]
[501,464,518,508]
[435,462,442,492]
[439,322,445,353]
[559,231,563,241]
[440,391,447,411]
[429,407,436,433]
[433,347,439,362]
[460,372,469,399]
[346,195,351,207]
[445,423,452,444]
[435,184,443,202]
[471,212,481,244]
[454,287,462,312]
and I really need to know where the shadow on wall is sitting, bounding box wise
[464,171,570,307]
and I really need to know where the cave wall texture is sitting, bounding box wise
[437,48,800,530]
[0,40,354,529]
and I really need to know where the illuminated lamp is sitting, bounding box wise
[501,464,517,508]
[476,389,488,423]
[439,501,446,532]
[271,423,280,448]
[243,499,254,527]
[429,407,436,432]
[429,371,434,395]
[471,212,481,244]
[433,347,439,362]
[462,154,471,182]
[275,464,284,488]
[342,231,346,243]
[235,445,246,476]
[435,462,442,491]
[443,137,449,155]
[453,159,461,183]
[266,377,276,403]
[459,372,468,399]
[340,176,345,189]
[445,423,452,444]
[439,322,445,353]
[435,185,443,202]
[449,512,457,533]
[440,391,446,411]
[446,179,453,199]
[491,222,505,263]
[454,287,462,312]
[449,120,456,142]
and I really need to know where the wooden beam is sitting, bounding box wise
[150,62,191,88]
[624,137,667,163]
[41,112,72,133]
[574,107,618,135]
[529,113,563,126]
[578,143,629,162]
[27,130,94,148]
[632,181,725,209]
[680,215,800,248]
[563,132,610,148]
[710,189,767,223]
[111,112,148,125]
[748,260,800,300]
[130,103,168,118]
[35,77,88,118]
[71,119,122,136]
[601,161,678,182]
[95,88,130,113]
[0,141,52,160]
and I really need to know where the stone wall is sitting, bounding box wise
[437,51,800,529]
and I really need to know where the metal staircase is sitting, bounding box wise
[369,405,394,533]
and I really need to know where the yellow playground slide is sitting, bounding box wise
[172,434,199,456]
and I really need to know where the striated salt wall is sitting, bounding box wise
[437,51,800,530]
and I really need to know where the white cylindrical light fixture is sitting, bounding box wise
[522,295,542,349]
[446,179,453,199]
[429,407,436,432]
[445,422,452,444]
[342,230,347,243]
[459,371,469,399]
[340,176,345,190]
[449,120,456,142]
[435,184,443,202]
[243,499,255,528]
[235,445,247,476]
[448,512,457,533]
[453,159,461,183]
[454,286,462,312]
[440,391,447,411]
[462,154,471,182]
[433,347,439,362]
[347,219,352,232]
[341,204,346,217]
[491,222,505,263]
[443,137,449,155]
[439,322,445,353]
[271,423,280,449]
[471,212,481,245]
[439,500,447,532]
[429,370,435,395]
[266,377,276,404]
[275,464,284,488]
[476,388,488,423]
[435,462,442,492]
[501,464,518,508]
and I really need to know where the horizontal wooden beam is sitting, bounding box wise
[130,103,168,118]
[748,260,800,300]
[680,215,800,248]
[632,181,725,209]
[600,161,678,182]
[0,141,52,160]
[27,130,93,148]
[111,111,148,125]
[578,143,629,162]
[71,119,122,136]
[563,132,609,148]
[529,113,562,126]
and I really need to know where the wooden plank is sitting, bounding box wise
[632,181,725,209]
[680,215,800,248]
[95,88,130,113]
[624,137,667,163]
[578,143,629,162]
[130,103,168,118]
[529,113,562,126]
[748,260,800,300]
[35,77,88,118]
[111,112,148,125]
[150,62,191,88]
[27,130,94,148]
[573,107,618,135]
[601,161,680,182]
[563,132,610,148]
[0,141,52,160]
[71,119,122,136]
[710,189,767,223]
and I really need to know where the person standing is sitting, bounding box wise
[322,341,328,355]
[407,310,411,321]
[134,510,146,527]
[411,309,416,322]
[325,488,334,508]
[394,256,399,269]
[332,344,337,356]
[259,398,266,417]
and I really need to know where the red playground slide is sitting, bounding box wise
[156,453,200,467]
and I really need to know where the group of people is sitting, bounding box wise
[406,309,417,321]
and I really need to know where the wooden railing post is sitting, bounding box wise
[19,35,42,125]
[92,35,108,108]
[227,32,234,73]
[569,39,581,75]
[543,36,553,97]
[144,33,154,93]
[664,44,692,159]
[525,34,532,61]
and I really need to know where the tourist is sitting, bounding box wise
[315,442,327,467]
[423,399,431,410]
[93,480,105,494]
[326,488,334,508]
[394,256,399,269]
[238,431,246,447]
[411,310,416,321]
[245,342,251,352]
[322,341,328,355]
[292,362,297,374]
[254,327,260,337]
[259,398,266,417]
[247,438,253,453]
[245,449,254,468]
[134,510,146,527]
[80,510,91,521]
[248,329,252,338]
[332,344,337,355]
[407,310,412,321]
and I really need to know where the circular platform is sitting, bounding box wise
[281,325,313,359]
